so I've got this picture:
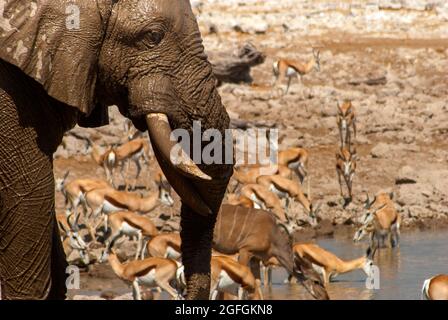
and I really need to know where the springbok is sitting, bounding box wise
[231,164,292,191]
[240,184,288,222]
[92,139,150,189]
[256,174,319,225]
[145,232,182,260]
[336,147,358,201]
[209,255,263,300]
[422,275,448,300]
[273,49,321,94]
[57,214,90,266]
[336,101,356,149]
[278,147,309,183]
[293,243,375,286]
[102,249,183,300]
[85,181,174,218]
[213,204,329,300]
[103,210,159,260]
[59,176,111,220]
[354,193,401,251]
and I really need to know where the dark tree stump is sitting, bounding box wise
[210,42,266,86]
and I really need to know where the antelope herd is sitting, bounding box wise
[54,50,446,301]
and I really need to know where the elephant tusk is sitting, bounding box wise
[152,145,213,216]
[146,113,212,181]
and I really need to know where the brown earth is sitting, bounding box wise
[57,0,448,299]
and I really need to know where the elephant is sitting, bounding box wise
[0,0,233,300]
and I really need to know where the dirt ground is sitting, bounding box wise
[56,0,448,299]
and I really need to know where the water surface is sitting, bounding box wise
[264,230,448,300]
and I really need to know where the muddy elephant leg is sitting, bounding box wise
[0,160,67,300]
[0,122,68,299]
[0,61,77,299]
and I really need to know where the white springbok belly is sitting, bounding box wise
[102,200,124,214]
[107,152,116,166]
[121,222,140,237]
[165,246,181,260]
[268,184,288,199]
[136,269,157,287]
[311,263,325,278]
[249,194,264,209]
[341,119,347,131]
[132,149,144,162]
[286,67,297,77]
[287,160,301,170]
[217,270,240,296]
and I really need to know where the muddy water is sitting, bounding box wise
[265,230,448,300]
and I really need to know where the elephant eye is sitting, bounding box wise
[148,30,164,45]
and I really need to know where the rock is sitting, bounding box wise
[232,19,269,34]
[162,219,180,232]
[370,143,391,158]
[158,212,172,221]
[395,165,418,184]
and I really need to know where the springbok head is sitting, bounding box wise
[353,204,387,242]
[337,100,353,117]
[337,147,358,179]
[157,178,175,207]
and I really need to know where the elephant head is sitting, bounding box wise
[1,0,229,208]
[1,0,232,299]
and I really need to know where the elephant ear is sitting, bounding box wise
[0,0,112,116]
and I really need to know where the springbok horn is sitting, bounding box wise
[146,113,212,181]
[364,191,370,208]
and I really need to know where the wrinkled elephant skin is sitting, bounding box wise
[0,0,231,300]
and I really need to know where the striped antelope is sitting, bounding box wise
[336,100,357,149]
[354,192,401,251]
[213,204,329,300]
[209,255,263,300]
[278,147,309,183]
[422,275,448,300]
[292,243,375,286]
[256,174,319,226]
[273,49,321,94]
[261,257,280,288]
[102,248,183,300]
[336,146,358,201]
[103,210,159,260]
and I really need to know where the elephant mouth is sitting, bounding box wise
[145,112,213,216]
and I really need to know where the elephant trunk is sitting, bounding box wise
[128,72,232,300]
